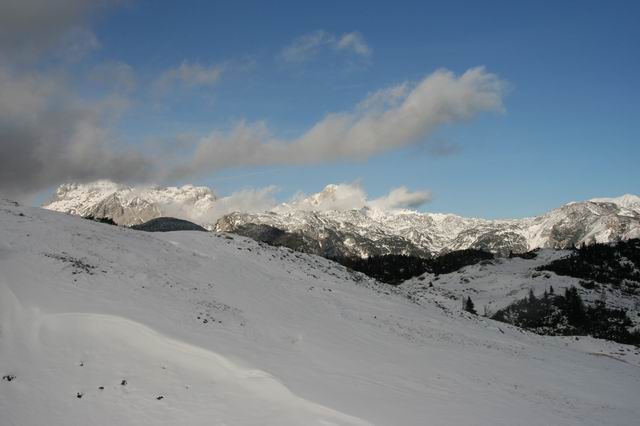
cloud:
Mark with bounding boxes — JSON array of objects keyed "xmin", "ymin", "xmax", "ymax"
[
  {"xmin": 169, "ymin": 67, "xmax": 505, "ymax": 180},
  {"xmin": 368, "ymin": 187, "xmax": 432, "ymax": 210},
  {"xmin": 279, "ymin": 30, "xmax": 371, "ymax": 64},
  {"xmin": 90, "ymin": 61, "xmax": 136, "ymax": 93},
  {"xmin": 152, "ymin": 61, "xmax": 224, "ymax": 96},
  {"xmin": 0, "ymin": 0, "xmax": 111, "ymax": 61},
  {"xmin": 0, "ymin": 67, "xmax": 152, "ymax": 200},
  {"xmin": 277, "ymin": 182, "xmax": 431, "ymax": 213},
  {"xmin": 200, "ymin": 186, "xmax": 280, "ymax": 223},
  {"xmin": 336, "ymin": 32, "xmax": 371, "ymax": 57},
  {"xmin": 57, "ymin": 26, "xmax": 100, "ymax": 61}
]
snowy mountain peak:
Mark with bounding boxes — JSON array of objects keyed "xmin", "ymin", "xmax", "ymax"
[
  {"xmin": 590, "ymin": 194, "xmax": 640, "ymax": 211},
  {"xmin": 45, "ymin": 181, "xmax": 218, "ymax": 227},
  {"xmin": 44, "ymin": 181, "xmax": 640, "ymax": 258}
]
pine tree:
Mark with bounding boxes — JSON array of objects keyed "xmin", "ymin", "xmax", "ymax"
[{"xmin": 464, "ymin": 296, "xmax": 477, "ymax": 315}]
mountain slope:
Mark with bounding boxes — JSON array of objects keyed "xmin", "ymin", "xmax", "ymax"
[
  {"xmin": 216, "ymin": 195, "xmax": 640, "ymax": 257},
  {"xmin": 401, "ymin": 247, "xmax": 640, "ymax": 330},
  {"xmin": 2, "ymin": 199, "xmax": 640, "ymax": 425}
]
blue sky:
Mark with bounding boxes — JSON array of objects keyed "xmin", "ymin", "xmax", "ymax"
[{"xmin": 2, "ymin": 0, "xmax": 639, "ymax": 218}]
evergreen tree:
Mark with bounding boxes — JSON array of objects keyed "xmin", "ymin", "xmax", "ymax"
[{"xmin": 464, "ymin": 296, "xmax": 477, "ymax": 315}]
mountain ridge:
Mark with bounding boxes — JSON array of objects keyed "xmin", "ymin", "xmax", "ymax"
[{"xmin": 44, "ymin": 181, "xmax": 640, "ymax": 258}]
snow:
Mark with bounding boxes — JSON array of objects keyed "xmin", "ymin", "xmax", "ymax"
[
  {"xmin": 590, "ymin": 194, "xmax": 640, "ymax": 212},
  {"xmin": 2, "ymin": 199, "xmax": 640, "ymax": 425},
  {"xmin": 0, "ymin": 287, "xmax": 365, "ymax": 426}
]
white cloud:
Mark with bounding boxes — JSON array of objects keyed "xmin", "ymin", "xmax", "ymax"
[
  {"xmin": 282, "ymin": 182, "xmax": 369, "ymax": 212},
  {"xmin": 152, "ymin": 61, "xmax": 224, "ymax": 95},
  {"xmin": 279, "ymin": 30, "xmax": 371, "ymax": 64},
  {"xmin": 368, "ymin": 187, "xmax": 432, "ymax": 211},
  {"xmin": 357, "ymin": 83, "xmax": 409, "ymax": 111},
  {"xmin": 280, "ymin": 30, "xmax": 332, "ymax": 63},
  {"xmin": 155, "ymin": 185, "xmax": 280, "ymax": 225},
  {"xmin": 274, "ymin": 182, "xmax": 430, "ymax": 213},
  {"xmin": 169, "ymin": 67, "xmax": 506, "ymax": 180},
  {"xmin": 206, "ymin": 186, "xmax": 280, "ymax": 220},
  {"xmin": 336, "ymin": 32, "xmax": 371, "ymax": 57}
]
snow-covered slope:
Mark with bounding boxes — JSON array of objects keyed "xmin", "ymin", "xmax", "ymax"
[
  {"xmin": 2, "ymin": 199, "xmax": 640, "ymax": 425},
  {"xmin": 401, "ymin": 249, "xmax": 640, "ymax": 328}
]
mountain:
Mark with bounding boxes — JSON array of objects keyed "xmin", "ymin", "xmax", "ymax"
[
  {"xmin": 44, "ymin": 181, "xmax": 218, "ymax": 228},
  {"xmin": 44, "ymin": 182, "xmax": 640, "ymax": 258},
  {"xmin": 2, "ymin": 199, "xmax": 640, "ymax": 425},
  {"xmin": 216, "ymin": 194, "xmax": 640, "ymax": 257}
]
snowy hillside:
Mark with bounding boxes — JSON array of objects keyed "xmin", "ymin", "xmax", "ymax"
[
  {"xmin": 401, "ymin": 250, "xmax": 640, "ymax": 329},
  {"xmin": 2, "ymin": 199, "xmax": 640, "ymax": 425}
]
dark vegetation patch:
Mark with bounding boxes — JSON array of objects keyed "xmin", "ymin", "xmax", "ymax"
[
  {"xmin": 491, "ymin": 286, "xmax": 640, "ymax": 346},
  {"xmin": 331, "ymin": 249, "xmax": 494, "ymax": 285},
  {"xmin": 83, "ymin": 215, "xmax": 117, "ymax": 225},
  {"xmin": 508, "ymin": 249, "xmax": 538, "ymax": 259},
  {"xmin": 333, "ymin": 255, "xmax": 432, "ymax": 285},
  {"xmin": 538, "ymin": 239, "xmax": 640, "ymax": 294},
  {"xmin": 131, "ymin": 217, "xmax": 207, "ymax": 232},
  {"xmin": 430, "ymin": 249, "xmax": 494, "ymax": 275},
  {"xmin": 44, "ymin": 253, "xmax": 97, "ymax": 275}
]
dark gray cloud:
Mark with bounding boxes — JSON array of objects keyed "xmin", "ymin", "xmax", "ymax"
[
  {"xmin": 0, "ymin": 0, "xmax": 111, "ymax": 61},
  {"xmin": 0, "ymin": 68, "xmax": 151, "ymax": 200},
  {"xmin": 0, "ymin": 0, "xmax": 149, "ymax": 200}
]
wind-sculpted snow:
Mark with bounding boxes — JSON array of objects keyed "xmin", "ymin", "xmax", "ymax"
[
  {"xmin": 5, "ymin": 199, "xmax": 640, "ymax": 425},
  {"xmin": 0, "ymin": 286, "xmax": 369, "ymax": 426}
]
